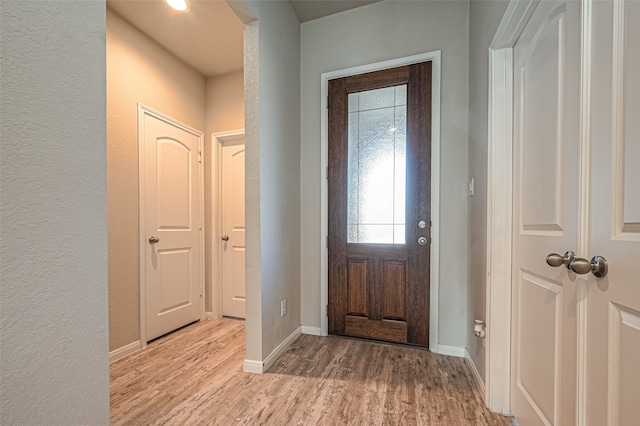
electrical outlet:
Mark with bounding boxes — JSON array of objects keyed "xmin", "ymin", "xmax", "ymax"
[{"xmin": 280, "ymin": 299, "xmax": 287, "ymax": 317}]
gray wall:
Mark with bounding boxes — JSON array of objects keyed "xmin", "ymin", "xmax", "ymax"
[
  {"xmin": 0, "ymin": 1, "xmax": 110, "ymax": 423},
  {"xmin": 239, "ymin": 0, "xmax": 301, "ymax": 362},
  {"xmin": 466, "ymin": 0, "xmax": 509, "ymax": 382},
  {"xmin": 300, "ymin": 0, "xmax": 471, "ymax": 348}
]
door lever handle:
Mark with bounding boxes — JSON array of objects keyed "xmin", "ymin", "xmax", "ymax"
[
  {"xmin": 569, "ymin": 256, "xmax": 608, "ymax": 278},
  {"xmin": 221, "ymin": 235, "xmax": 229, "ymax": 241},
  {"xmin": 546, "ymin": 251, "xmax": 575, "ymax": 269}
]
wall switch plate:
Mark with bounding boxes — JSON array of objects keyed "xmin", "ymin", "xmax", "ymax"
[{"xmin": 281, "ymin": 299, "xmax": 287, "ymax": 317}]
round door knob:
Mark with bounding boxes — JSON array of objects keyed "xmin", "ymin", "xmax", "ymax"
[
  {"xmin": 569, "ymin": 255, "xmax": 608, "ymax": 278},
  {"xmin": 546, "ymin": 251, "xmax": 575, "ymax": 269},
  {"xmin": 148, "ymin": 236, "xmax": 159, "ymax": 244},
  {"xmin": 221, "ymin": 235, "xmax": 229, "ymax": 241},
  {"xmin": 418, "ymin": 236, "xmax": 428, "ymax": 246}
]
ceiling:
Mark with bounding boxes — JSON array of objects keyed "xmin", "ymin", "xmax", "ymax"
[
  {"xmin": 106, "ymin": 0, "xmax": 381, "ymax": 78},
  {"xmin": 290, "ymin": 0, "xmax": 381, "ymax": 22}
]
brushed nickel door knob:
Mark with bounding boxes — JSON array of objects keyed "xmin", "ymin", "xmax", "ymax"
[
  {"xmin": 148, "ymin": 236, "xmax": 160, "ymax": 244},
  {"xmin": 569, "ymin": 255, "xmax": 608, "ymax": 278},
  {"xmin": 546, "ymin": 251, "xmax": 575, "ymax": 269}
]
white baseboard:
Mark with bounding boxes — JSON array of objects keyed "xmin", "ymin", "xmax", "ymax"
[
  {"xmin": 242, "ymin": 359, "xmax": 264, "ymax": 374},
  {"xmin": 243, "ymin": 326, "xmax": 302, "ymax": 374},
  {"xmin": 109, "ymin": 340, "xmax": 141, "ymax": 363},
  {"xmin": 301, "ymin": 326, "xmax": 323, "ymax": 336},
  {"xmin": 205, "ymin": 312, "xmax": 214, "ymax": 320},
  {"xmin": 435, "ymin": 344, "xmax": 466, "ymax": 358},
  {"xmin": 465, "ymin": 349, "xmax": 486, "ymax": 397}
]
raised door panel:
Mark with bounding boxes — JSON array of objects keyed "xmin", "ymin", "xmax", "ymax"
[
  {"xmin": 613, "ymin": 0, "xmax": 640, "ymax": 238},
  {"xmin": 608, "ymin": 305, "xmax": 640, "ymax": 425},
  {"xmin": 157, "ymin": 248, "xmax": 192, "ymax": 314},
  {"xmin": 516, "ymin": 272, "xmax": 563, "ymax": 425},
  {"xmin": 347, "ymin": 258, "xmax": 367, "ymax": 316},
  {"xmin": 382, "ymin": 261, "xmax": 406, "ymax": 321},
  {"xmin": 157, "ymin": 139, "xmax": 192, "ymax": 229},
  {"xmin": 519, "ymin": 10, "xmax": 565, "ymax": 234}
]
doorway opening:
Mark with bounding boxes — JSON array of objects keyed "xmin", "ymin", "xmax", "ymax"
[
  {"xmin": 211, "ymin": 130, "xmax": 246, "ymax": 320},
  {"xmin": 320, "ymin": 51, "xmax": 441, "ymax": 351},
  {"xmin": 327, "ymin": 63, "xmax": 432, "ymax": 346},
  {"xmin": 105, "ymin": 0, "xmax": 245, "ymax": 360}
]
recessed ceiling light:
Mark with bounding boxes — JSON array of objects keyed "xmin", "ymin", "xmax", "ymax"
[{"xmin": 165, "ymin": 0, "xmax": 189, "ymax": 12}]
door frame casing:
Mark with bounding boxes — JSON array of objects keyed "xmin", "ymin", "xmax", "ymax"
[
  {"xmin": 210, "ymin": 129, "xmax": 245, "ymax": 319},
  {"xmin": 485, "ymin": 0, "xmax": 541, "ymax": 414},
  {"xmin": 320, "ymin": 51, "xmax": 441, "ymax": 351},
  {"xmin": 486, "ymin": 0, "xmax": 592, "ymax": 420},
  {"xmin": 138, "ymin": 103, "xmax": 205, "ymax": 348}
]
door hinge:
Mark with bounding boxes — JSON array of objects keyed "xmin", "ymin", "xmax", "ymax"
[
  {"xmin": 326, "ymin": 166, "xmax": 329, "ymax": 180},
  {"xmin": 326, "ymin": 235, "xmax": 328, "ymax": 248},
  {"xmin": 326, "ymin": 96, "xmax": 329, "ymax": 109},
  {"xmin": 326, "ymin": 304, "xmax": 329, "ymax": 317},
  {"xmin": 198, "ymin": 151, "xmax": 202, "ymax": 163}
]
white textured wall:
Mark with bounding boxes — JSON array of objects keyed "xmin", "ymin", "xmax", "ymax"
[
  {"xmin": 0, "ymin": 1, "xmax": 109, "ymax": 423},
  {"xmin": 300, "ymin": 0, "xmax": 470, "ymax": 348},
  {"xmin": 467, "ymin": 0, "xmax": 509, "ymax": 383},
  {"xmin": 237, "ymin": 0, "xmax": 301, "ymax": 362},
  {"xmin": 107, "ymin": 9, "xmax": 205, "ymax": 351},
  {"xmin": 243, "ymin": 17, "xmax": 263, "ymax": 363}
]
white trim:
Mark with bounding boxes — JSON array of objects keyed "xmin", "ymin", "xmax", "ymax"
[
  {"xmin": 301, "ymin": 326, "xmax": 323, "ymax": 336},
  {"xmin": 465, "ymin": 349, "xmax": 486, "ymax": 398},
  {"xmin": 205, "ymin": 312, "xmax": 215, "ymax": 320},
  {"xmin": 242, "ymin": 360, "xmax": 264, "ymax": 374},
  {"xmin": 435, "ymin": 345, "xmax": 466, "ymax": 358},
  {"xmin": 138, "ymin": 103, "xmax": 205, "ymax": 347},
  {"xmin": 211, "ymin": 129, "xmax": 245, "ymax": 320},
  {"xmin": 485, "ymin": 47, "xmax": 514, "ymax": 415},
  {"xmin": 319, "ymin": 51, "xmax": 442, "ymax": 349},
  {"xmin": 486, "ymin": 0, "xmax": 539, "ymax": 415},
  {"xmin": 243, "ymin": 327, "xmax": 302, "ymax": 374},
  {"xmin": 262, "ymin": 326, "xmax": 301, "ymax": 371},
  {"xmin": 109, "ymin": 340, "xmax": 142, "ymax": 363},
  {"xmin": 491, "ymin": 0, "xmax": 540, "ymax": 49}
]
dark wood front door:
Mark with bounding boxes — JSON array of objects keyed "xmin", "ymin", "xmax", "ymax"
[{"xmin": 328, "ymin": 62, "xmax": 432, "ymax": 346}]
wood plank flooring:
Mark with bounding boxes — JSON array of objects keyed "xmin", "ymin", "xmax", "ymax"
[{"xmin": 110, "ymin": 319, "xmax": 513, "ymax": 425}]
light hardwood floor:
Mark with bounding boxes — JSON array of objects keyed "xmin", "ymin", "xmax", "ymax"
[{"xmin": 110, "ymin": 319, "xmax": 513, "ymax": 425}]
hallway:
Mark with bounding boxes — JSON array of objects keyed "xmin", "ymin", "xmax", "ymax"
[{"xmin": 110, "ymin": 319, "xmax": 513, "ymax": 425}]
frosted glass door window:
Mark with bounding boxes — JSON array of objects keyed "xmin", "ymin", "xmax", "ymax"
[{"xmin": 347, "ymin": 85, "xmax": 407, "ymax": 244}]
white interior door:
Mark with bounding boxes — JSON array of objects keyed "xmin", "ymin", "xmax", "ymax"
[
  {"xmin": 141, "ymin": 107, "xmax": 203, "ymax": 342},
  {"xmin": 511, "ymin": 1, "xmax": 581, "ymax": 424},
  {"xmin": 586, "ymin": 1, "xmax": 640, "ymax": 424},
  {"xmin": 221, "ymin": 139, "xmax": 246, "ymax": 318}
]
